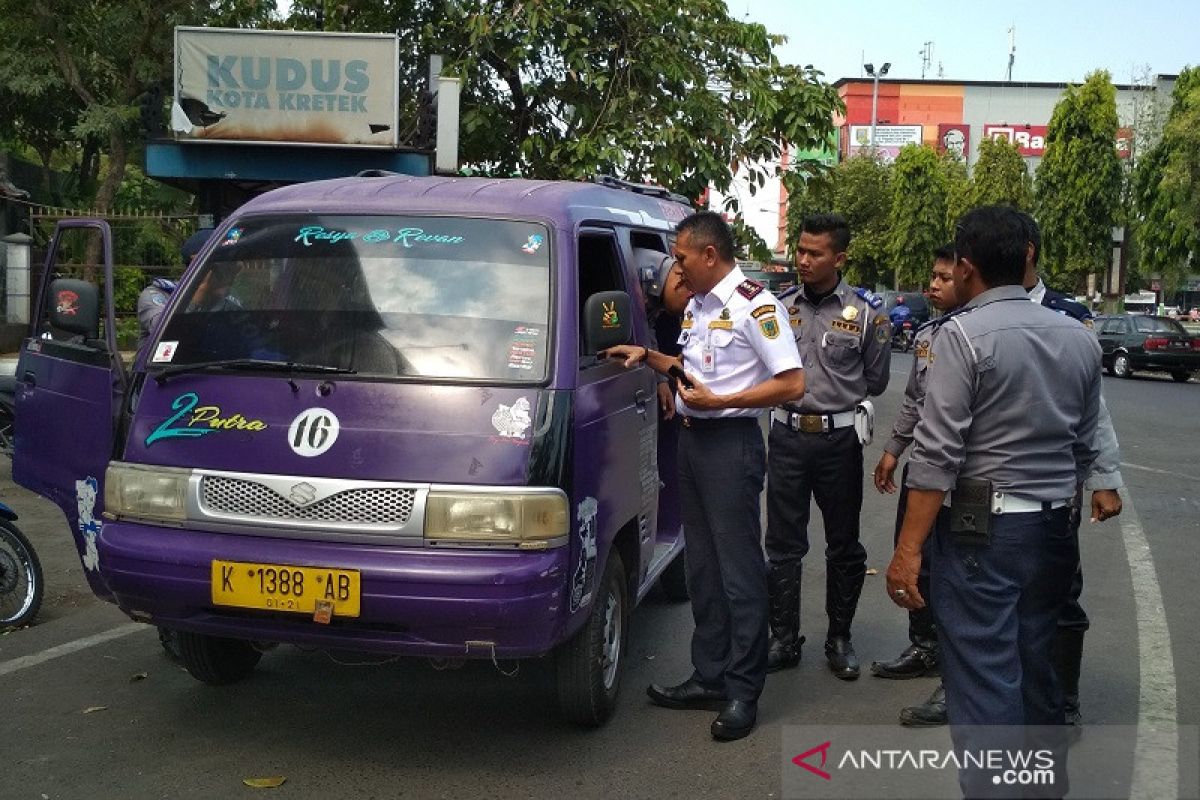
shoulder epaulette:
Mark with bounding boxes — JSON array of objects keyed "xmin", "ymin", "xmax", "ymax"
[
  {"xmin": 921, "ymin": 306, "xmax": 972, "ymax": 331},
  {"xmin": 776, "ymin": 285, "xmax": 799, "ymax": 302},
  {"xmin": 736, "ymin": 279, "xmax": 764, "ymax": 300},
  {"xmin": 1043, "ymin": 294, "xmax": 1093, "ymax": 323},
  {"xmin": 151, "ymin": 278, "xmax": 177, "ymax": 292},
  {"xmin": 854, "ymin": 287, "xmax": 883, "ymax": 309}
]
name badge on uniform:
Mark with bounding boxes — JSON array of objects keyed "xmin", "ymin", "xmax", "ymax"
[
  {"xmin": 702, "ymin": 345, "xmax": 715, "ymax": 373},
  {"xmin": 708, "ymin": 319, "xmax": 734, "ymax": 330},
  {"xmin": 831, "ymin": 319, "xmax": 861, "ymax": 334}
]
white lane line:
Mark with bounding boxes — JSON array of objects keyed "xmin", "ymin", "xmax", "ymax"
[
  {"xmin": 1121, "ymin": 462, "xmax": 1200, "ymax": 483},
  {"xmin": 1120, "ymin": 489, "xmax": 1179, "ymax": 800},
  {"xmin": 0, "ymin": 623, "xmax": 146, "ymax": 678}
]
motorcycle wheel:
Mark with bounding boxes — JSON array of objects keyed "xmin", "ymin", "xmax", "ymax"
[
  {"xmin": 0, "ymin": 403, "xmax": 13, "ymax": 458},
  {"xmin": 0, "ymin": 519, "xmax": 43, "ymax": 629}
]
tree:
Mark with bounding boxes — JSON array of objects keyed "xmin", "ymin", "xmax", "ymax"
[
  {"xmin": 969, "ymin": 136, "xmax": 1032, "ymax": 210},
  {"xmin": 940, "ymin": 152, "xmax": 970, "ymax": 238},
  {"xmin": 1132, "ymin": 67, "xmax": 1200, "ymax": 294},
  {"xmin": 888, "ymin": 145, "xmax": 949, "ymax": 290},
  {"xmin": 828, "ymin": 156, "xmax": 892, "ymax": 288},
  {"xmin": 440, "ymin": 1, "xmax": 843, "ymax": 204},
  {"xmin": 1034, "ymin": 70, "xmax": 1123, "ymax": 290}
]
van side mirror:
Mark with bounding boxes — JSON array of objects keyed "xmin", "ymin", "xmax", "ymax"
[
  {"xmin": 583, "ymin": 290, "xmax": 633, "ymax": 354},
  {"xmin": 48, "ymin": 278, "xmax": 100, "ymax": 340}
]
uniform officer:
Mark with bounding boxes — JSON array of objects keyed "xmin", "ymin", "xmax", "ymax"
[
  {"xmin": 870, "ymin": 244, "xmax": 961, "ymax": 681},
  {"xmin": 896, "ymin": 215, "xmax": 1124, "ymax": 728},
  {"xmin": 137, "ymin": 227, "xmax": 212, "ymax": 350},
  {"xmin": 604, "ymin": 211, "xmax": 804, "ymax": 741},
  {"xmin": 886, "ymin": 206, "xmax": 1102, "ymax": 796},
  {"xmin": 765, "ymin": 213, "xmax": 891, "ymax": 679}
]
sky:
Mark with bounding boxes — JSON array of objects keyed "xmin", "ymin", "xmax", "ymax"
[{"xmin": 735, "ymin": 0, "xmax": 1195, "ymax": 85}]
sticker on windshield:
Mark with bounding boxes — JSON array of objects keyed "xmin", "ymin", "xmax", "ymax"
[
  {"xmin": 521, "ymin": 234, "xmax": 544, "ymax": 254},
  {"xmin": 570, "ymin": 497, "xmax": 599, "ymax": 612},
  {"xmin": 152, "ymin": 341, "xmax": 179, "ymax": 363},
  {"xmin": 288, "ymin": 408, "xmax": 341, "ymax": 457},
  {"xmin": 491, "ymin": 397, "xmax": 532, "ymax": 441},
  {"xmin": 221, "ymin": 227, "xmax": 243, "ymax": 246},
  {"xmin": 507, "ymin": 342, "xmax": 536, "ymax": 371}
]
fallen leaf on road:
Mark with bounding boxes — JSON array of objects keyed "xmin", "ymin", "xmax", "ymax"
[
  {"xmin": 82, "ymin": 706, "xmax": 108, "ymax": 714},
  {"xmin": 130, "ymin": 672, "xmax": 149, "ymax": 682},
  {"xmin": 865, "ymin": 568, "xmax": 878, "ymax": 576},
  {"xmin": 243, "ymin": 777, "xmax": 287, "ymax": 789}
]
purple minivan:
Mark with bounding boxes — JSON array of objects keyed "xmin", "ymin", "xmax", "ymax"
[{"xmin": 14, "ymin": 175, "xmax": 692, "ymax": 725}]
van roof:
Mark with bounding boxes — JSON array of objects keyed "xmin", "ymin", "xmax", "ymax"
[{"xmin": 234, "ymin": 175, "xmax": 693, "ymax": 232}]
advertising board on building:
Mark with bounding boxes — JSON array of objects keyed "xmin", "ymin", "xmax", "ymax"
[
  {"xmin": 936, "ymin": 123, "xmax": 970, "ymax": 161},
  {"xmin": 984, "ymin": 124, "xmax": 1135, "ymax": 159},
  {"xmin": 847, "ymin": 125, "xmax": 923, "ymax": 161},
  {"xmin": 173, "ymin": 27, "xmax": 400, "ymax": 148}
]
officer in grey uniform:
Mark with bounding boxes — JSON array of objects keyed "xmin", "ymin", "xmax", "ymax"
[
  {"xmin": 765, "ymin": 213, "xmax": 891, "ymax": 679},
  {"xmin": 137, "ymin": 227, "xmax": 213, "ymax": 350},
  {"xmin": 886, "ymin": 206, "xmax": 1102, "ymax": 796},
  {"xmin": 604, "ymin": 211, "xmax": 804, "ymax": 742}
]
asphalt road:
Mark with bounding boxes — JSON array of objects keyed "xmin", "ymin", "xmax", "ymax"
[{"xmin": 1, "ymin": 358, "xmax": 1197, "ymax": 799}]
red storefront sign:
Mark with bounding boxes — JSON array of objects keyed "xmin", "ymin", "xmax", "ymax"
[{"xmin": 983, "ymin": 125, "xmax": 1048, "ymax": 156}]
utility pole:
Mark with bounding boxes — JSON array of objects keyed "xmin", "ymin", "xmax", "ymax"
[
  {"xmin": 919, "ymin": 42, "xmax": 933, "ymax": 80},
  {"xmin": 864, "ymin": 61, "xmax": 891, "ymax": 159},
  {"xmin": 1006, "ymin": 25, "xmax": 1016, "ymax": 82}
]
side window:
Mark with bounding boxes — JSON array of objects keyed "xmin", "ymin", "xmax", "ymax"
[
  {"xmin": 1119, "ymin": 318, "xmax": 1132, "ymax": 335},
  {"xmin": 578, "ymin": 231, "xmax": 627, "ymax": 358}
]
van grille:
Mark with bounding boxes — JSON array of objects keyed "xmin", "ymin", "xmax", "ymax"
[{"xmin": 200, "ymin": 475, "xmax": 416, "ymax": 526}]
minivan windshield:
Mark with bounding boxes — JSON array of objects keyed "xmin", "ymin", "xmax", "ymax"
[{"xmin": 154, "ymin": 215, "xmax": 553, "ymax": 381}]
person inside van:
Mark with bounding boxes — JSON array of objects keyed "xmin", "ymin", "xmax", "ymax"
[{"xmin": 640, "ymin": 250, "xmax": 693, "ymax": 418}]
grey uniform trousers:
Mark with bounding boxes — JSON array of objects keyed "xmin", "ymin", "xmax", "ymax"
[{"xmin": 678, "ymin": 417, "xmax": 769, "ymax": 702}]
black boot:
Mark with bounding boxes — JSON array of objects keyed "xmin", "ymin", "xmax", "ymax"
[
  {"xmin": 899, "ymin": 682, "xmax": 947, "ymax": 727},
  {"xmin": 870, "ymin": 643, "xmax": 938, "ymax": 679},
  {"xmin": 825, "ymin": 566, "xmax": 864, "ymax": 679},
  {"xmin": 1052, "ymin": 628, "xmax": 1085, "ymax": 729},
  {"xmin": 767, "ymin": 563, "xmax": 804, "ymax": 673}
]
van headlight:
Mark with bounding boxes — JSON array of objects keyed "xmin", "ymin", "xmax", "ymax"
[
  {"xmin": 104, "ymin": 462, "xmax": 190, "ymax": 523},
  {"xmin": 424, "ymin": 490, "xmax": 569, "ymax": 549}
]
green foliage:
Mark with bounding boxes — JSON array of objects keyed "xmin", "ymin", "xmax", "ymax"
[
  {"xmin": 781, "ymin": 156, "xmax": 835, "ymax": 251},
  {"xmin": 888, "ymin": 145, "xmax": 949, "ymax": 290},
  {"xmin": 1034, "ymin": 70, "xmax": 1124, "ymax": 290},
  {"xmin": 828, "ymin": 156, "xmax": 892, "ymax": 288},
  {"xmin": 1132, "ymin": 67, "xmax": 1200, "ymax": 292},
  {"xmin": 940, "ymin": 154, "xmax": 970, "ymax": 240},
  {"xmin": 969, "ymin": 136, "xmax": 1032, "ymax": 211}
]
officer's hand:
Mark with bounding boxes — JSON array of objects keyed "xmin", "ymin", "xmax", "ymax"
[
  {"xmin": 677, "ymin": 374, "xmax": 723, "ymax": 410},
  {"xmin": 656, "ymin": 382, "xmax": 676, "ymax": 420},
  {"xmin": 874, "ymin": 452, "xmax": 899, "ymax": 494},
  {"xmin": 598, "ymin": 345, "xmax": 645, "ymax": 368},
  {"xmin": 885, "ymin": 545, "xmax": 925, "ymax": 610},
  {"xmin": 1090, "ymin": 489, "xmax": 1122, "ymax": 522}
]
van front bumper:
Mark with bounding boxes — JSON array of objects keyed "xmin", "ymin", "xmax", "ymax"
[{"xmin": 97, "ymin": 521, "xmax": 569, "ymax": 658}]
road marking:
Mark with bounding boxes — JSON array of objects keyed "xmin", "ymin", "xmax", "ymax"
[
  {"xmin": 1121, "ymin": 461, "xmax": 1200, "ymax": 483},
  {"xmin": 0, "ymin": 623, "xmax": 146, "ymax": 678},
  {"xmin": 1119, "ymin": 489, "xmax": 1179, "ymax": 800}
]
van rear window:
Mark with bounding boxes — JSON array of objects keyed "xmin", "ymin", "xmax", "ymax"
[{"xmin": 156, "ymin": 215, "xmax": 552, "ymax": 381}]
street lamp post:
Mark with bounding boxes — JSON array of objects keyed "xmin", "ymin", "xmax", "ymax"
[{"xmin": 863, "ymin": 61, "xmax": 890, "ymax": 157}]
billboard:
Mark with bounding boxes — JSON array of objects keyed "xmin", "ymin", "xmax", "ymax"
[
  {"xmin": 847, "ymin": 125, "xmax": 923, "ymax": 161},
  {"xmin": 173, "ymin": 27, "xmax": 400, "ymax": 147},
  {"xmin": 936, "ymin": 123, "xmax": 970, "ymax": 162},
  {"xmin": 983, "ymin": 124, "xmax": 1048, "ymax": 156}
]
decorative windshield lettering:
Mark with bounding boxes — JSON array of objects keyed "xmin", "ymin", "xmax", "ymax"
[{"xmin": 293, "ymin": 225, "xmax": 465, "ymax": 248}]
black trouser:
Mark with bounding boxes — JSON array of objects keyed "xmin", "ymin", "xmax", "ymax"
[
  {"xmin": 1058, "ymin": 491, "xmax": 1090, "ymax": 632},
  {"xmin": 893, "ymin": 463, "xmax": 937, "ymax": 651},
  {"xmin": 678, "ymin": 418, "xmax": 769, "ymax": 702},
  {"xmin": 765, "ymin": 423, "xmax": 867, "ymax": 640}
]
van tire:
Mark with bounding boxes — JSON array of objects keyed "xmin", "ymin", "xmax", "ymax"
[
  {"xmin": 556, "ymin": 552, "xmax": 628, "ymax": 727},
  {"xmin": 175, "ymin": 631, "xmax": 263, "ymax": 685},
  {"xmin": 659, "ymin": 550, "xmax": 689, "ymax": 602}
]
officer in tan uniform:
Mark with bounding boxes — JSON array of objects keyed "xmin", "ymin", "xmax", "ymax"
[{"xmin": 766, "ymin": 213, "xmax": 891, "ymax": 679}]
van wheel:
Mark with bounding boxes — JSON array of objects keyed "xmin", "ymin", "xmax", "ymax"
[
  {"xmin": 659, "ymin": 550, "xmax": 689, "ymax": 602},
  {"xmin": 1112, "ymin": 353, "xmax": 1132, "ymax": 378},
  {"xmin": 556, "ymin": 552, "xmax": 628, "ymax": 727},
  {"xmin": 1171, "ymin": 370, "xmax": 1193, "ymax": 383},
  {"xmin": 175, "ymin": 631, "xmax": 262, "ymax": 685}
]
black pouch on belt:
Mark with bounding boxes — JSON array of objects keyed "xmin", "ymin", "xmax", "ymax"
[{"xmin": 949, "ymin": 477, "xmax": 992, "ymax": 545}]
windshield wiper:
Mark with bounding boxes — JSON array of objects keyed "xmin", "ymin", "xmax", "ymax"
[{"xmin": 152, "ymin": 358, "xmax": 357, "ymax": 384}]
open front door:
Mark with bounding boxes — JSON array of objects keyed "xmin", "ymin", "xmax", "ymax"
[{"xmin": 12, "ymin": 220, "xmax": 126, "ymax": 582}]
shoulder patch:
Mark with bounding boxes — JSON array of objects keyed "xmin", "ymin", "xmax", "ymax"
[
  {"xmin": 736, "ymin": 279, "xmax": 764, "ymax": 300},
  {"xmin": 854, "ymin": 287, "xmax": 883, "ymax": 309},
  {"xmin": 759, "ymin": 316, "xmax": 781, "ymax": 339},
  {"xmin": 751, "ymin": 304, "xmax": 776, "ymax": 319},
  {"xmin": 777, "ymin": 285, "xmax": 799, "ymax": 302},
  {"xmin": 1044, "ymin": 296, "xmax": 1093, "ymax": 324}
]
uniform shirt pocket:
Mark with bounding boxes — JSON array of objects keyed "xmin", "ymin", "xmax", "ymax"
[
  {"xmin": 708, "ymin": 329, "xmax": 736, "ymax": 349},
  {"xmin": 821, "ymin": 331, "xmax": 861, "ymax": 368}
]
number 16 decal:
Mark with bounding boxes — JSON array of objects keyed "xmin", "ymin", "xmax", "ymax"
[{"xmin": 287, "ymin": 408, "xmax": 341, "ymax": 457}]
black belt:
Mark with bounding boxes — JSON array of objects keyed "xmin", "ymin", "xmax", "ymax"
[{"xmin": 680, "ymin": 416, "xmax": 758, "ymax": 430}]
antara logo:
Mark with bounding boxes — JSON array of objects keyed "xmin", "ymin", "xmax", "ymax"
[{"xmin": 793, "ymin": 741, "xmax": 833, "ymax": 781}]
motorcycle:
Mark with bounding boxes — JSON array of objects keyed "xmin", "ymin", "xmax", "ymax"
[
  {"xmin": 0, "ymin": 373, "xmax": 14, "ymax": 457},
  {"xmin": 0, "ymin": 501, "xmax": 42, "ymax": 629},
  {"xmin": 892, "ymin": 319, "xmax": 916, "ymax": 352}
]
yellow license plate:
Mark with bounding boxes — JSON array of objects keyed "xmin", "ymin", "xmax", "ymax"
[{"xmin": 211, "ymin": 560, "xmax": 361, "ymax": 618}]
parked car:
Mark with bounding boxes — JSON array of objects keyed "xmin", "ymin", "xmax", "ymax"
[
  {"xmin": 1094, "ymin": 314, "xmax": 1200, "ymax": 382},
  {"xmin": 878, "ymin": 290, "xmax": 931, "ymax": 328}
]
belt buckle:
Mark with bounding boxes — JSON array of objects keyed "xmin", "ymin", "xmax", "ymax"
[
  {"xmin": 798, "ymin": 414, "xmax": 825, "ymax": 434},
  {"xmin": 682, "ymin": 416, "xmax": 693, "ymax": 429}
]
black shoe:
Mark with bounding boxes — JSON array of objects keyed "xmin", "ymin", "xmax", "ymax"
[
  {"xmin": 767, "ymin": 634, "xmax": 805, "ymax": 673},
  {"xmin": 711, "ymin": 700, "xmax": 757, "ymax": 741},
  {"xmin": 870, "ymin": 644, "xmax": 938, "ymax": 679},
  {"xmin": 899, "ymin": 683, "xmax": 947, "ymax": 727},
  {"xmin": 647, "ymin": 679, "xmax": 728, "ymax": 711},
  {"xmin": 825, "ymin": 636, "xmax": 860, "ymax": 680}
]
